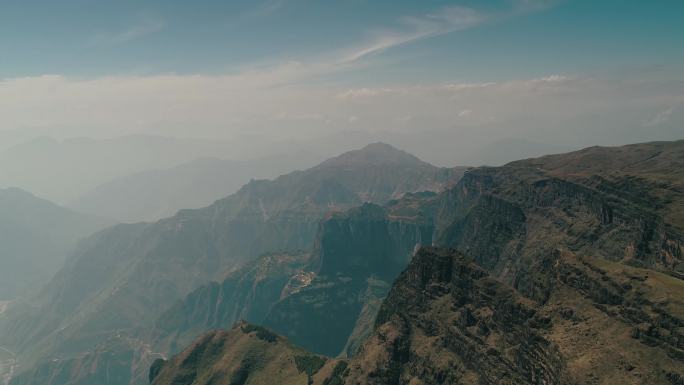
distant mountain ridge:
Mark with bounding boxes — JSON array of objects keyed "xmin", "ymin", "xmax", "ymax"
[
  {"xmin": 0, "ymin": 187, "xmax": 109, "ymax": 300},
  {"xmin": 0, "ymin": 143, "xmax": 464, "ymax": 385},
  {"xmin": 69, "ymin": 152, "xmax": 323, "ymax": 223},
  {"xmin": 0, "ymin": 135, "xmax": 247, "ymax": 204},
  {"xmin": 315, "ymin": 142, "xmax": 430, "ymax": 167}
]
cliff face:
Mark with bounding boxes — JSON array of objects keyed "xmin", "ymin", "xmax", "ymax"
[
  {"xmin": 333, "ymin": 142, "xmax": 684, "ymax": 384},
  {"xmin": 340, "ymin": 247, "xmax": 569, "ymax": 385},
  {"xmin": 152, "ymin": 252, "xmax": 312, "ymax": 355},
  {"xmin": 156, "ymin": 195, "xmax": 438, "ymax": 361},
  {"xmin": 436, "ymin": 164, "xmax": 683, "ymax": 291},
  {"xmin": 262, "ymin": 199, "xmax": 436, "ymax": 357},
  {"xmin": 152, "ymin": 141, "xmax": 684, "ymax": 385},
  {"xmin": 331, "ymin": 247, "xmax": 684, "ymax": 385},
  {"xmin": 152, "ymin": 246, "xmax": 684, "ymax": 385}
]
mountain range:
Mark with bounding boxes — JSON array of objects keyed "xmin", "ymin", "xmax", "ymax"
[
  {"xmin": 0, "ymin": 188, "xmax": 109, "ymax": 300},
  {"xmin": 68, "ymin": 153, "xmax": 323, "ymax": 223},
  {"xmin": 148, "ymin": 139, "xmax": 684, "ymax": 385},
  {"xmin": 0, "ymin": 135, "xmax": 259, "ymax": 205},
  {"xmin": 0, "ymin": 142, "xmax": 464, "ymax": 385},
  {"xmin": 1, "ymin": 140, "xmax": 682, "ymax": 385}
]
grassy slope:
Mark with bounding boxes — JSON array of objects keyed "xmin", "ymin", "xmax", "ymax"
[{"xmin": 150, "ymin": 322, "xmax": 326, "ymax": 385}]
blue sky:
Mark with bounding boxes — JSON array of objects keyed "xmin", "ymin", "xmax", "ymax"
[
  {"xmin": 0, "ymin": 0, "xmax": 682, "ymax": 158},
  {"xmin": 2, "ymin": 0, "xmax": 682, "ymax": 80}
]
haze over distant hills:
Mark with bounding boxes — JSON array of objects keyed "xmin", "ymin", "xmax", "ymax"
[
  {"xmin": 0, "ymin": 135, "xmax": 254, "ymax": 204},
  {"xmin": 2, "ymin": 1, "xmax": 682, "ymax": 384},
  {"xmin": 0, "ymin": 131, "xmax": 577, "ymax": 210},
  {"xmin": 0, "ymin": 143, "xmax": 464, "ymax": 385},
  {"xmin": 0, "ymin": 188, "xmax": 109, "ymax": 300},
  {"xmin": 69, "ymin": 153, "xmax": 323, "ymax": 223}
]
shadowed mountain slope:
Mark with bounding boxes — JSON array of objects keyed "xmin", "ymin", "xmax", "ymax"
[
  {"xmin": 0, "ymin": 188, "xmax": 109, "ymax": 300},
  {"xmin": 0, "ymin": 143, "xmax": 462, "ymax": 385},
  {"xmin": 151, "ymin": 192, "xmax": 440, "ymax": 360}
]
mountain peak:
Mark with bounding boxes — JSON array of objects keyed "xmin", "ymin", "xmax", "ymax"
[{"xmin": 317, "ymin": 142, "xmax": 430, "ymax": 168}]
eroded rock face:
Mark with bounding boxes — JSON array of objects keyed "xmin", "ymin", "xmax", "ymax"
[
  {"xmin": 148, "ymin": 195, "xmax": 439, "ymax": 361},
  {"xmin": 316, "ymin": 247, "xmax": 684, "ymax": 385},
  {"xmin": 342, "ymin": 247, "xmax": 569, "ymax": 385},
  {"xmin": 151, "ymin": 252, "xmax": 312, "ymax": 355},
  {"xmin": 152, "ymin": 246, "xmax": 684, "ymax": 385},
  {"xmin": 436, "ymin": 167, "xmax": 683, "ymax": 277},
  {"xmin": 153, "ymin": 141, "xmax": 684, "ymax": 385},
  {"xmin": 262, "ymin": 201, "xmax": 436, "ymax": 357}
]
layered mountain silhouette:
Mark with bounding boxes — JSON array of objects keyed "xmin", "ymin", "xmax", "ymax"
[
  {"xmin": 0, "ymin": 135, "xmax": 246, "ymax": 204},
  {"xmin": 0, "ymin": 143, "xmax": 463, "ymax": 385},
  {"xmin": 69, "ymin": 153, "xmax": 322, "ymax": 223},
  {"xmin": 149, "ymin": 140, "xmax": 684, "ymax": 385},
  {"xmin": 0, "ymin": 188, "xmax": 109, "ymax": 300},
  {"xmin": 2, "ymin": 140, "xmax": 683, "ymax": 385}
]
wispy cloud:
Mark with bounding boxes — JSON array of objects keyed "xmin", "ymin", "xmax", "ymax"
[
  {"xmin": 339, "ymin": 0, "xmax": 554, "ymax": 64},
  {"xmin": 90, "ymin": 16, "xmax": 165, "ymax": 46},
  {"xmin": 233, "ymin": 3, "xmax": 522, "ymax": 87},
  {"xmin": 644, "ymin": 107, "xmax": 674, "ymax": 127},
  {"xmin": 2, "ymin": 72, "xmax": 678, "ymax": 140},
  {"xmin": 341, "ymin": 6, "xmax": 487, "ymax": 63}
]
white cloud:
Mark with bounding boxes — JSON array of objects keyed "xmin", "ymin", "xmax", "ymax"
[
  {"xmin": 339, "ymin": 0, "xmax": 555, "ymax": 64},
  {"xmin": 0, "ymin": 3, "xmax": 680, "ymax": 151},
  {"xmin": 341, "ymin": 6, "xmax": 488, "ymax": 63},
  {"xmin": 1, "ymin": 73, "xmax": 680, "ymax": 149},
  {"xmin": 644, "ymin": 107, "xmax": 674, "ymax": 127}
]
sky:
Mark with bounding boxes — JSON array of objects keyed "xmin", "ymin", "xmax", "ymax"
[{"xmin": 0, "ymin": 0, "xmax": 683, "ymax": 164}]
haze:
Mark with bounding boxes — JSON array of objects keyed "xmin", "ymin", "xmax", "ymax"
[
  {"xmin": 0, "ymin": 2, "xmax": 683, "ymax": 385},
  {"xmin": 2, "ymin": 1, "xmax": 682, "ymax": 167}
]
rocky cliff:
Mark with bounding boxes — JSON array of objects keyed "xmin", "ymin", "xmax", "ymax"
[
  {"xmin": 151, "ymin": 140, "xmax": 684, "ymax": 385},
  {"xmin": 149, "ymin": 193, "xmax": 439, "ymax": 361},
  {"xmin": 153, "ymin": 246, "xmax": 683, "ymax": 384}
]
